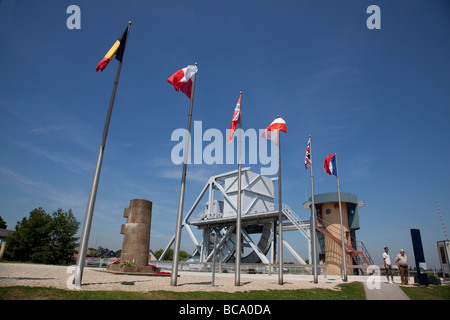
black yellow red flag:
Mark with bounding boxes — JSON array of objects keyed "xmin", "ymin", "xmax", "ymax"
[{"xmin": 95, "ymin": 27, "xmax": 129, "ymax": 72}]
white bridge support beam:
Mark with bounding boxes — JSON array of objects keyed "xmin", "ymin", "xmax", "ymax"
[
  {"xmin": 241, "ymin": 229, "xmax": 270, "ymax": 264},
  {"xmin": 283, "ymin": 239, "xmax": 307, "ymax": 265},
  {"xmin": 160, "ymin": 169, "xmax": 311, "ymax": 267}
]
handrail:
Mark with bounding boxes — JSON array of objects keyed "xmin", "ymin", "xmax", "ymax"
[
  {"xmin": 357, "ymin": 240, "xmax": 374, "ymax": 265},
  {"xmin": 281, "ymin": 203, "xmax": 310, "ymax": 240},
  {"xmin": 314, "ymin": 216, "xmax": 373, "ymax": 265}
]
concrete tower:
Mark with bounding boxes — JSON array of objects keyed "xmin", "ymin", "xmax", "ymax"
[
  {"xmin": 303, "ymin": 192, "xmax": 371, "ymax": 275},
  {"xmin": 120, "ymin": 199, "xmax": 152, "ymax": 266}
]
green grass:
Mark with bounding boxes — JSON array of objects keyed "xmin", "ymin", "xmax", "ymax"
[
  {"xmin": 0, "ymin": 282, "xmax": 365, "ymax": 300},
  {"xmin": 400, "ymin": 285, "xmax": 450, "ymax": 300}
]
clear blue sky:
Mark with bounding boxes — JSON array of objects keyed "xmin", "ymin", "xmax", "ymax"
[{"xmin": 1, "ymin": 0, "xmax": 449, "ymax": 268}]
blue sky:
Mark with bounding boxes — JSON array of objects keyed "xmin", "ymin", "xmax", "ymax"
[{"xmin": 1, "ymin": 0, "xmax": 449, "ymax": 268}]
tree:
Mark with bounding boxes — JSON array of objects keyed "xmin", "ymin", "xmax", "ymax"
[
  {"xmin": 4, "ymin": 207, "xmax": 80, "ymax": 265},
  {"xmin": 5, "ymin": 208, "xmax": 52, "ymax": 262},
  {"xmin": 46, "ymin": 208, "xmax": 80, "ymax": 264},
  {"xmin": 154, "ymin": 248, "xmax": 190, "ymax": 261},
  {"xmin": 0, "ymin": 216, "xmax": 7, "ymax": 229}
]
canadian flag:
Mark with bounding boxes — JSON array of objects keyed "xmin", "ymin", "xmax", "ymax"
[
  {"xmin": 261, "ymin": 117, "xmax": 287, "ymax": 145},
  {"xmin": 167, "ymin": 65, "xmax": 198, "ymax": 99}
]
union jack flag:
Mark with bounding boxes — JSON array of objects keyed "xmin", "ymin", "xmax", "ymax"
[{"xmin": 305, "ymin": 137, "xmax": 312, "ymax": 169}]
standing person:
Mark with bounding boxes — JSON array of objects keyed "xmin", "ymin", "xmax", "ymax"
[
  {"xmin": 383, "ymin": 247, "xmax": 394, "ymax": 284},
  {"xmin": 396, "ymin": 249, "xmax": 409, "ymax": 285}
]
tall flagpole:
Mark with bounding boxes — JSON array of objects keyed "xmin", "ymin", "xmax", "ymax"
[
  {"xmin": 171, "ymin": 62, "xmax": 198, "ymax": 286},
  {"xmin": 277, "ymin": 117, "xmax": 284, "ymax": 285},
  {"xmin": 309, "ymin": 136, "xmax": 318, "ymax": 283},
  {"xmin": 436, "ymin": 201, "xmax": 448, "ymax": 241},
  {"xmin": 74, "ymin": 22, "xmax": 131, "ymax": 288},
  {"xmin": 235, "ymin": 91, "xmax": 243, "ymax": 286},
  {"xmin": 335, "ymin": 153, "xmax": 348, "ymax": 282}
]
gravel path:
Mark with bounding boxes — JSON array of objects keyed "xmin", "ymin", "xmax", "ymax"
[{"xmin": 0, "ymin": 263, "xmax": 341, "ymax": 292}]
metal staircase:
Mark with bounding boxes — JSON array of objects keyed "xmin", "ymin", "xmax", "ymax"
[
  {"xmin": 281, "ymin": 204, "xmax": 310, "ymax": 240},
  {"xmin": 314, "ymin": 216, "xmax": 373, "ymax": 267}
]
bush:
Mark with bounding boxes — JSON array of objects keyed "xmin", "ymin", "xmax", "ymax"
[
  {"xmin": 414, "ymin": 274, "xmax": 442, "ymax": 286},
  {"xmin": 428, "ymin": 275, "xmax": 441, "ymax": 285},
  {"xmin": 120, "ymin": 260, "xmax": 134, "ymax": 267}
]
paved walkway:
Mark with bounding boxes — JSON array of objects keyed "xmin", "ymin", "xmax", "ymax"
[{"xmin": 364, "ymin": 280, "xmax": 411, "ymax": 300}]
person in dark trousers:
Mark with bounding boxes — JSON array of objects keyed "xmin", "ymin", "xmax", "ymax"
[{"xmin": 396, "ymin": 249, "xmax": 409, "ymax": 285}]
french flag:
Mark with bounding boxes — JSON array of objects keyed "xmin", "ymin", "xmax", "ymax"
[
  {"xmin": 167, "ymin": 65, "xmax": 198, "ymax": 99},
  {"xmin": 324, "ymin": 153, "xmax": 337, "ymax": 176}
]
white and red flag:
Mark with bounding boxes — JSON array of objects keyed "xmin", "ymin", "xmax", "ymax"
[
  {"xmin": 227, "ymin": 95, "xmax": 241, "ymax": 144},
  {"xmin": 167, "ymin": 65, "xmax": 198, "ymax": 99},
  {"xmin": 261, "ymin": 117, "xmax": 287, "ymax": 145}
]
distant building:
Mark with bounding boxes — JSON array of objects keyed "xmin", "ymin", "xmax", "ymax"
[{"xmin": 436, "ymin": 240, "xmax": 450, "ymax": 280}]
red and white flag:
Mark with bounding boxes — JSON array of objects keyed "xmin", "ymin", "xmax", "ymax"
[
  {"xmin": 227, "ymin": 95, "xmax": 241, "ymax": 144},
  {"xmin": 261, "ymin": 117, "xmax": 287, "ymax": 145},
  {"xmin": 167, "ymin": 65, "xmax": 198, "ymax": 99}
]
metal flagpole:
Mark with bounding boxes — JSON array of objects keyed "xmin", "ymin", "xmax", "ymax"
[
  {"xmin": 277, "ymin": 118, "xmax": 284, "ymax": 285},
  {"xmin": 334, "ymin": 153, "xmax": 348, "ymax": 282},
  {"xmin": 436, "ymin": 201, "xmax": 448, "ymax": 241},
  {"xmin": 171, "ymin": 62, "xmax": 198, "ymax": 286},
  {"xmin": 212, "ymin": 229, "xmax": 217, "ymax": 287},
  {"xmin": 74, "ymin": 22, "xmax": 131, "ymax": 288},
  {"xmin": 235, "ymin": 91, "xmax": 243, "ymax": 286},
  {"xmin": 309, "ymin": 136, "xmax": 318, "ymax": 283}
]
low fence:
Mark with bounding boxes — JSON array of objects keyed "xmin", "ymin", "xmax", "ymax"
[
  {"xmin": 85, "ymin": 257, "xmax": 118, "ymax": 267},
  {"xmin": 148, "ymin": 260, "xmax": 327, "ymax": 276},
  {"xmin": 345, "ymin": 264, "xmax": 422, "ymax": 278}
]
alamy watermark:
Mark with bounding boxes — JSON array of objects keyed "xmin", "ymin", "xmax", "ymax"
[
  {"xmin": 366, "ymin": 265, "xmax": 381, "ymax": 290},
  {"xmin": 66, "ymin": 5, "xmax": 81, "ymax": 30},
  {"xmin": 171, "ymin": 121, "xmax": 279, "ymax": 176},
  {"xmin": 66, "ymin": 266, "xmax": 80, "ymax": 290},
  {"xmin": 66, "ymin": 4, "xmax": 379, "ymax": 31},
  {"xmin": 366, "ymin": 5, "xmax": 381, "ymax": 30}
]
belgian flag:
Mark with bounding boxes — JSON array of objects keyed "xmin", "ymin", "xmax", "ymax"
[{"xmin": 95, "ymin": 26, "xmax": 129, "ymax": 72}]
